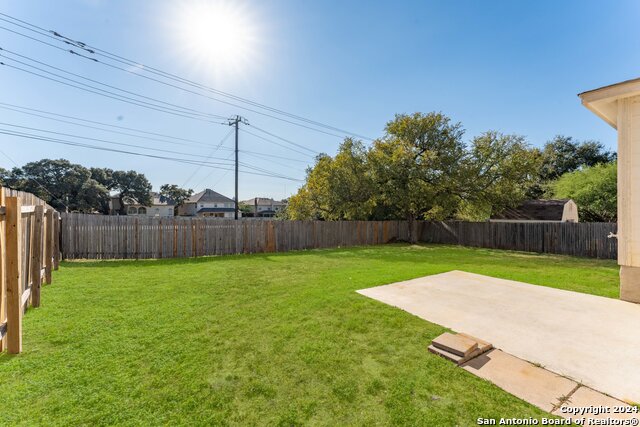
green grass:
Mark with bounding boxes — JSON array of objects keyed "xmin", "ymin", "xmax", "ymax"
[{"xmin": 0, "ymin": 244, "xmax": 619, "ymax": 426}]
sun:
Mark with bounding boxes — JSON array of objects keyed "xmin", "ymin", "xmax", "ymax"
[{"xmin": 169, "ymin": 1, "xmax": 260, "ymax": 79}]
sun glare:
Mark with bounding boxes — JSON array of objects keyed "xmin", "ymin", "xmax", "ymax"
[{"xmin": 170, "ymin": 1, "xmax": 259, "ymax": 79}]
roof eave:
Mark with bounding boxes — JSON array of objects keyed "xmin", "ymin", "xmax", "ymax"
[{"xmin": 579, "ymin": 77, "xmax": 640, "ymax": 129}]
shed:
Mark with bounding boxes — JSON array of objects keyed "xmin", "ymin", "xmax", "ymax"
[{"xmin": 490, "ymin": 199, "xmax": 579, "ymax": 223}]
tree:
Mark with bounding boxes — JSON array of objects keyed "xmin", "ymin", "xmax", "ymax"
[
  {"xmin": 548, "ymin": 162, "xmax": 617, "ymax": 222},
  {"xmin": 5, "ymin": 159, "xmax": 109, "ymax": 212},
  {"xmin": 528, "ymin": 136, "xmax": 615, "ymax": 197},
  {"xmin": 0, "ymin": 167, "xmax": 10, "ymax": 186},
  {"xmin": 286, "ymin": 139, "xmax": 374, "ymax": 220},
  {"xmin": 238, "ymin": 202, "xmax": 253, "ymax": 215},
  {"xmin": 368, "ymin": 112, "xmax": 466, "ymax": 241},
  {"xmin": 106, "ymin": 170, "xmax": 152, "ymax": 215},
  {"xmin": 159, "ymin": 184, "xmax": 193, "ymax": 215},
  {"xmin": 286, "ymin": 154, "xmax": 335, "ymax": 220},
  {"xmin": 460, "ymin": 132, "xmax": 541, "ymax": 220},
  {"xmin": 288, "ymin": 113, "xmax": 543, "ymax": 233}
]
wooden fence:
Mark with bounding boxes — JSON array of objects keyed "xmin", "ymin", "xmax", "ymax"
[
  {"xmin": 417, "ymin": 221, "xmax": 617, "ymax": 259},
  {"xmin": 59, "ymin": 214, "xmax": 619, "ymax": 261},
  {"xmin": 0, "ymin": 188, "xmax": 61, "ymax": 354},
  {"xmin": 60, "ymin": 214, "xmax": 410, "ymax": 259}
]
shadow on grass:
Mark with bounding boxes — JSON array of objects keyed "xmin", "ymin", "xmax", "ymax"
[{"xmin": 58, "ymin": 244, "xmax": 415, "ymax": 269}]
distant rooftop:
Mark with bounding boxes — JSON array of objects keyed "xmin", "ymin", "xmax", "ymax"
[
  {"xmin": 490, "ymin": 199, "xmax": 571, "ymax": 221},
  {"xmin": 240, "ymin": 197, "xmax": 287, "ymax": 206},
  {"xmin": 186, "ymin": 189, "xmax": 234, "ymax": 204},
  {"xmin": 111, "ymin": 191, "xmax": 175, "ymax": 206}
]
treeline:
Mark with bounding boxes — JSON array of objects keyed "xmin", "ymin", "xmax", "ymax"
[
  {"xmin": 0, "ymin": 159, "xmax": 193, "ymax": 214},
  {"xmin": 284, "ymin": 112, "xmax": 616, "ymax": 226},
  {"xmin": 1, "ymin": 112, "xmax": 616, "ymax": 223}
]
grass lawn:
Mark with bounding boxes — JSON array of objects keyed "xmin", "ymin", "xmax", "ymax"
[{"xmin": 0, "ymin": 244, "xmax": 619, "ymax": 426}]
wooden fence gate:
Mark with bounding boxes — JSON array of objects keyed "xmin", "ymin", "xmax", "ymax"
[{"xmin": 0, "ymin": 188, "xmax": 61, "ymax": 354}]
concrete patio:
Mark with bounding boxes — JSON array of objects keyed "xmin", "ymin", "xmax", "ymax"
[{"xmin": 358, "ymin": 271, "xmax": 640, "ymax": 404}]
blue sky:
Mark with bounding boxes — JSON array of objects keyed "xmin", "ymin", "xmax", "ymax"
[{"xmin": 0, "ymin": 0, "xmax": 637, "ymax": 200}]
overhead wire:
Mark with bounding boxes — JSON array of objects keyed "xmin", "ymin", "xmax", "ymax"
[
  {"xmin": 0, "ymin": 13, "xmax": 375, "ymax": 141},
  {"xmin": 0, "ymin": 47, "xmax": 228, "ymax": 121},
  {"xmin": 0, "ymin": 121, "xmax": 236, "ymax": 165},
  {"xmin": 3, "ymin": 121, "xmax": 296, "ymax": 179},
  {"xmin": 0, "ymin": 129, "xmax": 303, "ymax": 181},
  {"xmin": 0, "ymin": 13, "xmax": 329, "ymax": 186},
  {"xmin": 182, "ymin": 129, "xmax": 233, "ymax": 187},
  {"xmin": 0, "ymin": 52, "xmax": 228, "ymax": 124},
  {"xmin": 0, "ymin": 102, "xmax": 314, "ymax": 165}
]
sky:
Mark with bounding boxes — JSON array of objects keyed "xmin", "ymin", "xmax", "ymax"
[{"xmin": 0, "ymin": 0, "xmax": 638, "ymax": 201}]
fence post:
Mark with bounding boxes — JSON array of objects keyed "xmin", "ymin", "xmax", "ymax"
[
  {"xmin": 53, "ymin": 212, "xmax": 60, "ymax": 269},
  {"xmin": 30, "ymin": 206, "xmax": 44, "ymax": 307},
  {"xmin": 5, "ymin": 197, "xmax": 23, "ymax": 354},
  {"xmin": 44, "ymin": 208, "xmax": 53, "ymax": 284},
  {"xmin": 0, "ymin": 188, "xmax": 5, "ymax": 352}
]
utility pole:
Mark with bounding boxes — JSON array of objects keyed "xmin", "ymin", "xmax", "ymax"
[{"xmin": 228, "ymin": 115, "xmax": 248, "ymax": 220}]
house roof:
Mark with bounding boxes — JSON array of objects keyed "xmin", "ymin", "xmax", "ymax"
[
  {"xmin": 111, "ymin": 192, "xmax": 175, "ymax": 206},
  {"xmin": 490, "ymin": 199, "xmax": 571, "ymax": 221},
  {"xmin": 240, "ymin": 197, "xmax": 287, "ymax": 206},
  {"xmin": 186, "ymin": 189, "xmax": 234, "ymax": 204},
  {"xmin": 152, "ymin": 192, "xmax": 176, "ymax": 206},
  {"xmin": 197, "ymin": 207, "xmax": 236, "ymax": 213},
  {"xmin": 579, "ymin": 77, "xmax": 640, "ymax": 128}
]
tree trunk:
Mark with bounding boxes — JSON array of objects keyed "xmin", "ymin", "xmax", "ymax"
[
  {"xmin": 118, "ymin": 194, "xmax": 126, "ymax": 216},
  {"xmin": 407, "ymin": 213, "xmax": 417, "ymax": 244}
]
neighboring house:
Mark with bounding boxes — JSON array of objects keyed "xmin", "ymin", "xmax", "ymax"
[
  {"xmin": 490, "ymin": 199, "xmax": 579, "ymax": 223},
  {"xmin": 109, "ymin": 192, "xmax": 175, "ymax": 217},
  {"xmin": 178, "ymin": 188, "xmax": 240, "ymax": 218},
  {"xmin": 240, "ymin": 197, "xmax": 287, "ymax": 218}
]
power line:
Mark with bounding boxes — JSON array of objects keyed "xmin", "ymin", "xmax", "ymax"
[
  {"xmin": 241, "ymin": 151, "xmax": 308, "ymax": 171},
  {"xmin": 196, "ymin": 151, "xmax": 235, "ymax": 190},
  {"xmin": 0, "ymin": 47, "xmax": 228, "ymax": 121},
  {"xmin": 0, "ymin": 121, "xmax": 295, "ymax": 179},
  {"xmin": 0, "ymin": 121, "xmax": 235, "ymax": 165},
  {"xmin": 0, "ymin": 60, "xmax": 227, "ymax": 125},
  {"xmin": 0, "ymin": 103, "xmax": 215, "ymax": 150},
  {"xmin": 0, "ymin": 101, "xmax": 312, "ymax": 163},
  {"xmin": 0, "ymin": 51, "xmax": 228, "ymax": 124},
  {"xmin": 240, "ymin": 127, "xmax": 318, "ymax": 158},
  {"xmin": 0, "ymin": 13, "xmax": 375, "ymax": 141},
  {"xmin": 239, "ymin": 150, "xmax": 309, "ymax": 164},
  {"xmin": 249, "ymin": 125, "xmax": 320, "ymax": 155},
  {"xmin": 182, "ymin": 129, "xmax": 234, "ymax": 187},
  {"xmin": 0, "ymin": 128, "xmax": 303, "ymax": 181}
]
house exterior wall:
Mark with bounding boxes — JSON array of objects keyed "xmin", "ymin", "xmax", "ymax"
[
  {"xmin": 178, "ymin": 202, "xmax": 239, "ymax": 218},
  {"xmin": 199, "ymin": 211, "xmax": 236, "ymax": 218},
  {"xmin": 126, "ymin": 204, "xmax": 174, "ymax": 217},
  {"xmin": 617, "ymin": 96, "xmax": 640, "ymax": 268},
  {"xmin": 580, "ymin": 80, "xmax": 640, "ymax": 303},
  {"xmin": 178, "ymin": 203, "xmax": 198, "ymax": 216}
]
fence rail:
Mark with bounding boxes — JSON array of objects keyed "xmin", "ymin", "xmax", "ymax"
[
  {"xmin": 60, "ymin": 214, "xmax": 409, "ymax": 259},
  {"xmin": 59, "ymin": 214, "xmax": 619, "ymax": 261},
  {"xmin": 0, "ymin": 188, "xmax": 61, "ymax": 354},
  {"xmin": 418, "ymin": 221, "xmax": 617, "ymax": 259}
]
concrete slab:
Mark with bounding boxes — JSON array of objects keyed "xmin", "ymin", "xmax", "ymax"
[
  {"xmin": 432, "ymin": 332, "xmax": 478, "ymax": 357},
  {"xmin": 428, "ymin": 344, "xmax": 466, "ymax": 364},
  {"xmin": 458, "ymin": 333, "xmax": 493, "ymax": 353},
  {"xmin": 461, "ymin": 349, "xmax": 578, "ymax": 412},
  {"xmin": 357, "ymin": 271, "xmax": 640, "ymax": 403},
  {"xmin": 558, "ymin": 386, "xmax": 640, "ymax": 422},
  {"xmin": 429, "ymin": 344, "xmax": 490, "ymax": 365}
]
